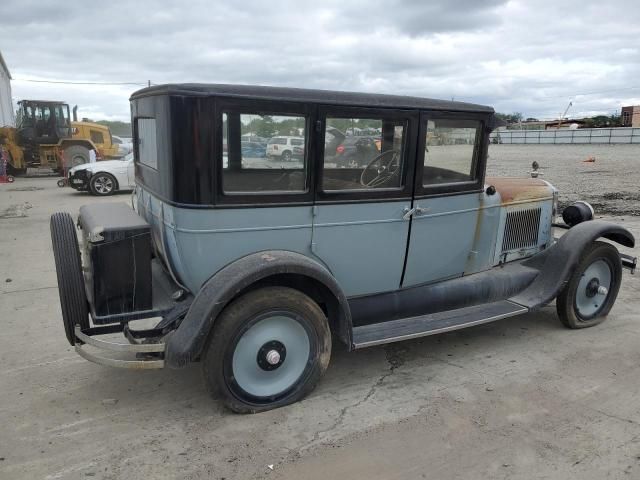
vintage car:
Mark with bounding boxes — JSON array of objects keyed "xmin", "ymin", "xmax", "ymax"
[{"xmin": 50, "ymin": 84, "xmax": 637, "ymax": 413}]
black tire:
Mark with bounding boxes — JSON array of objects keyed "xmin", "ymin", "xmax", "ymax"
[
  {"xmin": 65, "ymin": 145, "xmax": 90, "ymax": 168},
  {"xmin": 50, "ymin": 212, "xmax": 89, "ymax": 345},
  {"xmin": 90, "ymin": 172, "xmax": 117, "ymax": 196},
  {"xmin": 556, "ymin": 241, "xmax": 622, "ymax": 329},
  {"xmin": 202, "ymin": 287, "xmax": 332, "ymax": 413},
  {"xmin": 281, "ymin": 150, "xmax": 292, "ymax": 162}
]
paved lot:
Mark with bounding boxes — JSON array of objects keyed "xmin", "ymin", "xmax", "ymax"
[{"xmin": 1, "ymin": 147, "xmax": 639, "ymax": 479}]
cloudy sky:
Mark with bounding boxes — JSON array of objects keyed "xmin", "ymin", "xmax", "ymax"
[{"xmin": 1, "ymin": 0, "xmax": 639, "ymax": 121}]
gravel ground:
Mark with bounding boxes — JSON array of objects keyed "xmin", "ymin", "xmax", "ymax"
[
  {"xmin": 487, "ymin": 144, "xmax": 640, "ymax": 215},
  {"xmin": 1, "ymin": 146, "xmax": 639, "ymax": 479}
]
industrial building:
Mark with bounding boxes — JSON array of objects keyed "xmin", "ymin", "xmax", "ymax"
[
  {"xmin": 0, "ymin": 51, "xmax": 14, "ymax": 127},
  {"xmin": 621, "ymin": 105, "xmax": 640, "ymax": 127}
]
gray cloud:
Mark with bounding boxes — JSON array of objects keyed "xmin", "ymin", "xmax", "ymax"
[{"xmin": 1, "ymin": 0, "xmax": 639, "ymax": 121}]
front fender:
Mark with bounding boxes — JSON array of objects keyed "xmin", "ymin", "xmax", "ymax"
[
  {"xmin": 164, "ymin": 250, "xmax": 351, "ymax": 368},
  {"xmin": 510, "ymin": 220, "xmax": 635, "ymax": 309}
]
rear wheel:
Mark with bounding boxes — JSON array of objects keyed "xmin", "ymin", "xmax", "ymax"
[
  {"xmin": 50, "ymin": 212, "xmax": 89, "ymax": 345},
  {"xmin": 202, "ymin": 287, "xmax": 332, "ymax": 413},
  {"xmin": 281, "ymin": 150, "xmax": 292, "ymax": 162},
  {"xmin": 90, "ymin": 172, "xmax": 117, "ymax": 196},
  {"xmin": 556, "ymin": 241, "xmax": 622, "ymax": 329}
]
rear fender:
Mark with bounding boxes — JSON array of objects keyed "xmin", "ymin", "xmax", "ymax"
[
  {"xmin": 164, "ymin": 250, "xmax": 351, "ymax": 368},
  {"xmin": 510, "ymin": 220, "xmax": 634, "ymax": 309}
]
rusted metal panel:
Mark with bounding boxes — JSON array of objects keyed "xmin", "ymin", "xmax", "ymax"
[{"xmin": 486, "ymin": 177, "xmax": 553, "ymax": 204}]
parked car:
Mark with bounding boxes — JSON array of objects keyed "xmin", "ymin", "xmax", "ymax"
[
  {"xmin": 67, "ymin": 152, "xmax": 134, "ymax": 196},
  {"xmin": 111, "ymin": 135, "xmax": 133, "ymax": 156},
  {"xmin": 241, "ymin": 134, "xmax": 268, "ymax": 144},
  {"xmin": 50, "ymin": 84, "xmax": 637, "ymax": 414},
  {"xmin": 333, "ymin": 135, "xmax": 380, "ymax": 167},
  {"xmin": 241, "ymin": 141, "xmax": 267, "ymax": 158},
  {"xmin": 266, "ymin": 136, "xmax": 304, "ymax": 161}
]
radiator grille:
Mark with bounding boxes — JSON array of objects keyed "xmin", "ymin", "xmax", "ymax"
[{"xmin": 502, "ymin": 207, "xmax": 541, "ymax": 252}]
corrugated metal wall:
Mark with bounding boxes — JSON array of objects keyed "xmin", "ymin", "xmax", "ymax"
[
  {"xmin": 490, "ymin": 127, "xmax": 640, "ymax": 144},
  {"xmin": 0, "ymin": 67, "xmax": 14, "ymax": 127}
]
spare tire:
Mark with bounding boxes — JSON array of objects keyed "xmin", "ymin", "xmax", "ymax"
[{"xmin": 50, "ymin": 212, "xmax": 89, "ymax": 345}]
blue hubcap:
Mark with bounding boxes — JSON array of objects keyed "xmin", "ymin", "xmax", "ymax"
[
  {"xmin": 232, "ymin": 314, "xmax": 310, "ymax": 398},
  {"xmin": 576, "ymin": 259, "xmax": 612, "ymax": 318}
]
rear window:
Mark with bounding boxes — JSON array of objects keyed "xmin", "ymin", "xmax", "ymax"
[
  {"xmin": 136, "ymin": 118, "xmax": 158, "ymax": 169},
  {"xmin": 222, "ymin": 113, "xmax": 307, "ymax": 193}
]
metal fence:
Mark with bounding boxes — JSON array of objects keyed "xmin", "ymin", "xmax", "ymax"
[{"xmin": 490, "ymin": 127, "xmax": 640, "ymax": 145}]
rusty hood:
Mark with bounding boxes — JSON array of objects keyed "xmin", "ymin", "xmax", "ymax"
[{"xmin": 486, "ymin": 177, "xmax": 554, "ymax": 204}]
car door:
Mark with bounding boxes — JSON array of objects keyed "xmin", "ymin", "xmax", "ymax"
[
  {"xmin": 106, "ymin": 160, "xmax": 127, "ymax": 190},
  {"xmin": 311, "ymin": 107, "xmax": 418, "ymax": 297},
  {"xmin": 402, "ymin": 113, "xmax": 487, "ymax": 287}
]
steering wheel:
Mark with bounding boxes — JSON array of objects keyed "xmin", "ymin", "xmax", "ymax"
[{"xmin": 359, "ymin": 150, "xmax": 401, "ymax": 187}]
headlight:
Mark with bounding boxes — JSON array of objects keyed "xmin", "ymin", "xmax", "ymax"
[{"xmin": 562, "ymin": 201, "xmax": 594, "ymax": 227}]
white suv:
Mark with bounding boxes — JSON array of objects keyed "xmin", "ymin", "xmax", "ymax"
[{"xmin": 266, "ymin": 136, "xmax": 304, "ymax": 161}]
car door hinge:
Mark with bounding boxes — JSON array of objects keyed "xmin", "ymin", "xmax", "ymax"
[
  {"xmin": 315, "ymin": 120, "xmax": 322, "ymax": 133},
  {"xmin": 312, "ymin": 205, "xmax": 318, "ymax": 217},
  {"xmin": 311, "ymin": 241, "xmax": 317, "ymax": 253}
]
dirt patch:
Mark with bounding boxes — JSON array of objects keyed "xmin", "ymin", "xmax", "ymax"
[
  {"xmin": 0, "ymin": 202, "xmax": 32, "ymax": 219},
  {"xmin": 7, "ymin": 186, "xmax": 45, "ymax": 192}
]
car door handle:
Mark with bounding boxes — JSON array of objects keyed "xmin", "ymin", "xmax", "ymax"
[
  {"xmin": 403, "ymin": 206, "xmax": 416, "ymax": 220},
  {"xmin": 402, "ymin": 206, "xmax": 430, "ymax": 220}
]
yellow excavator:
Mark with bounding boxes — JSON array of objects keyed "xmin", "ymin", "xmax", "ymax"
[{"xmin": 0, "ymin": 100, "xmax": 120, "ymax": 175}]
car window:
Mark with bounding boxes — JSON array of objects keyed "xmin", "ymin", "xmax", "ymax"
[
  {"xmin": 423, "ymin": 119, "xmax": 479, "ymax": 186},
  {"xmin": 136, "ymin": 118, "xmax": 157, "ymax": 169},
  {"xmin": 290, "ymin": 138, "xmax": 304, "ymax": 146},
  {"xmin": 322, "ymin": 116, "xmax": 406, "ymax": 191},
  {"xmin": 222, "ymin": 112, "xmax": 307, "ymax": 193}
]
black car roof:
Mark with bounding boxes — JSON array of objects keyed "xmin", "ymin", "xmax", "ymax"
[{"xmin": 131, "ymin": 83, "xmax": 493, "ymax": 114}]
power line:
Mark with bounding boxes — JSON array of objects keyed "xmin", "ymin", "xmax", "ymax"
[{"xmin": 13, "ymin": 78, "xmax": 148, "ymax": 86}]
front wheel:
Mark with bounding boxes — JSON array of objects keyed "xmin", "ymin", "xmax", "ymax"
[
  {"xmin": 202, "ymin": 287, "xmax": 332, "ymax": 413},
  {"xmin": 556, "ymin": 241, "xmax": 622, "ymax": 329},
  {"xmin": 90, "ymin": 172, "xmax": 117, "ymax": 196}
]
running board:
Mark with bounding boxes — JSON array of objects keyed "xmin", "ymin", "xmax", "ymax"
[{"xmin": 352, "ymin": 300, "xmax": 528, "ymax": 349}]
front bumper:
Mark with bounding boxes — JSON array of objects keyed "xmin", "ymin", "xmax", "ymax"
[{"xmin": 68, "ymin": 169, "xmax": 91, "ymax": 190}]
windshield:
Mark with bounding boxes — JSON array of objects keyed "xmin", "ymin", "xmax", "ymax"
[{"xmin": 17, "ymin": 102, "xmax": 71, "ymax": 138}]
